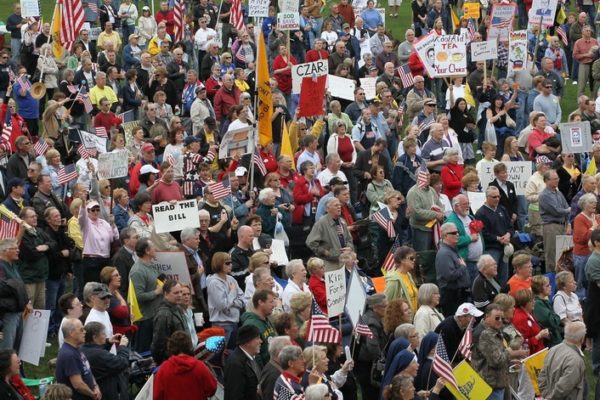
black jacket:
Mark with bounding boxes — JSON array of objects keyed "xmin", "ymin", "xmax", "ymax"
[
  {"xmin": 474, "ymin": 203, "xmax": 514, "ymax": 251},
  {"xmin": 356, "ymin": 309, "xmax": 386, "ymax": 363},
  {"xmin": 488, "ymin": 179, "xmax": 518, "ymax": 222},
  {"xmin": 112, "ymin": 247, "xmax": 135, "ymax": 298},
  {"xmin": 43, "ymin": 225, "xmax": 75, "ymax": 280},
  {"xmin": 224, "ymin": 346, "xmax": 260, "ymax": 400},
  {"xmin": 80, "ymin": 343, "xmax": 129, "ymax": 400},
  {"xmin": 151, "ymin": 300, "xmax": 187, "ymax": 365},
  {"xmin": 6, "ymin": 152, "xmax": 33, "ymax": 180},
  {"xmin": 99, "ymin": 4, "xmax": 120, "ymax": 30}
]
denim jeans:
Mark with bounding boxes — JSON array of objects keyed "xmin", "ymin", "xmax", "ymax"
[
  {"xmin": 573, "ymin": 254, "xmax": 589, "ymax": 301},
  {"xmin": 46, "ymin": 277, "xmax": 66, "ymax": 335},
  {"xmin": 515, "ymin": 90, "xmax": 528, "ymax": 133},
  {"xmin": 466, "ymin": 261, "xmax": 478, "ymax": 285},
  {"xmin": 486, "ymin": 247, "xmax": 509, "ymax": 288},
  {"xmin": 488, "ymin": 388, "xmax": 505, "ymax": 400},
  {"xmin": 0, "ymin": 312, "xmax": 22, "ymax": 350},
  {"xmin": 10, "ymin": 39, "xmax": 21, "ymax": 63},
  {"xmin": 517, "ymin": 195, "xmax": 528, "ymax": 232}
]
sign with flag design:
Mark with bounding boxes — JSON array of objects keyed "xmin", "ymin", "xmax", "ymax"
[
  {"xmin": 488, "ymin": 3, "xmax": 516, "ymax": 43},
  {"xmin": 152, "ymin": 199, "xmax": 201, "ymax": 233},
  {"xmin": 528, "ymin": 0, "xmax": 558, "ymax": 27}
]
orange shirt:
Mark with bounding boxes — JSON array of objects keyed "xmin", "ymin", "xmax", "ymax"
[{"xmin": 507, "ymin": 275, "xmax": 531, "ymax": 297}]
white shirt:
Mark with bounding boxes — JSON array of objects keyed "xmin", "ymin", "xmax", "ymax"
[
  {"xmin": 194, "ymin": 28, "xmax": 217, "ymax": 51},
  {"xmin": 282, "ymin": 279, "xmax": 311, "ymax": 312},
  {"xmin": 317, "ymin": 168, "xmax": 348, "ymax": 188},
  {"xmin": 85, "ymin": 308, "xmax": 116, "ymax": 353}
]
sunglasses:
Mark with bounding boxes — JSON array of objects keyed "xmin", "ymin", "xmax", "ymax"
[
  {"xmin": 89, "ymin": 208, "xmax": 100, "ymax": 212},
  {"xmin": 446, "ymin": 231, "xmax": 459, "ymax": 235}
]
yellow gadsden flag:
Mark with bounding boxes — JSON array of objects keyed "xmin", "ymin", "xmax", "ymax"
[
  {"xmin": 127, "ymin": 280, "xmax": 143, "ymax": 322},
  {"xmin": 50, "ymin": 2, "xmax": 64, "ymax": 59},
  {"xmin": 523, "ymin": 348, "xmax": 548, "ymax": 396},
  {"xmin": 446, "ymin": 360, "xmax": 492, "ymax": 400},
  {"xmin": 281, "ymin": 121, "xmax": 296, "ymax": 171},
  {"xmin": 257, "ymin": 33, "xmax": 273, "ymax": 147}
]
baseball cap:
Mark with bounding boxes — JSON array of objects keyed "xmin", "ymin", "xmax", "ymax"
[
  {"xmin": 128, "ymin": 33, "xmax": 139, "ymax": 41},
  {"xmin": 455, "ymin": 302, "xmax": 483, "ymax": 317},
  {"xmin": 140, "ymin": 164, "xmax": 160, "ymax": 174},
  {"xmin": 195, "ymin": 84, "xmax": 206, "ymax": 94},
  {"xmin": 184, "ymin": 136, "xmax": 200, "ymax": 146},
  {"xmin": 535, "ymin": 155, "xmax": 552, "ymax": 165},
  {"xmin": 7, "ymin": 178, "xmax": 24, "ymax": 192},
  {"xmin": 89, "ymin": 282, "xmax": 112, "ymax": 299},
  {"xmin": 141, "ymin": 142, "xmax": 155, "ymax": 153},
  {"xmin": 86, "ymin": 200, "xmax": 100, "ymax": 209},
  {"xmin": 235, "ymin": 166, "xmax": 247, "ymax": 177}
]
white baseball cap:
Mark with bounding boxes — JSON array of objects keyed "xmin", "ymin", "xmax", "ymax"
[{"xmin": 455, "ymin": 302, "xmax": 483, "ymax": 317}]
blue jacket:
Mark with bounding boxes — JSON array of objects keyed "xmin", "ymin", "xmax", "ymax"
[
  {"xmin": 14, "ymin": 79, "xmax": 39, "ymax": 119},
  {"xmin": 122, "ymin": 44, "xmax": 141, "ymax": 71}
]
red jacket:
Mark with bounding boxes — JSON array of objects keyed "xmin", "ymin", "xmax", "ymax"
[
  {"xmin": 273, "ymin": 54, "xmax": 297, "ymax": 94},
  {"xmin": 309, "ymin": 274, "xmax": 328, "ymax": 314},
  {"xmin": 292, "ymin": 175, "xmax": 323, "ymax": 224},
  {"xmin": 155, "ymin": 10, "xmax": 176, "ymax": 36},
  {"xmin": 214, "ymin": 86, "xmax": 241, "ymax": 122},
  {"xmin": 512, "ymin": 307, "xmax": 545, "ymax": 355},
  {"xmin": 305, "ymin": 49, "xmax": 330, "ymax": 62},
  {"xmin": 0, "ymin": 103, "xmax": 25, "ymax": 153},
  {"xmin": 408, "ymin": 52, "xmax": 425, "ymax": 77},
  {"xmin": 153, "ymin": 354, "xmax": 218, "ymax": 400},
  {"xmin": 441, "ymin": 162, "xmax": 464, "ymax": 200}
]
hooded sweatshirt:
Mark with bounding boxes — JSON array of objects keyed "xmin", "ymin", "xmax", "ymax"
[{"xmin": 153, "ymin": 354, "xmax": 218, "ymax": 400}]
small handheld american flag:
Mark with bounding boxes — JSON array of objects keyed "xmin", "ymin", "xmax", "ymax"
[
  {"xmin": 397, "ymin": 64, "xmax": 415, "ymax": 89},
  {"xmin": 206, "ymin": 178, "xmax": 232, "ymax": 201},
  {"xmin": 432, "ymin": 335, "xmax": 458, "ymax": 388},
  {"xmin": 57, "ymin": 164, "xmax": 78, "ymax": 185},
  {"xmin": 458, "ymin": 319, "xmax": 473, "ymax": 361},
  {"xmin": 34, "ymin": 139, "xmax": 49, "ymax": 156},
  {"xmin": 417, "ymin": 163, "xmax": 430, "ymax": 189},
  {"xmin": 78, "ymin": 145, "xmax": 96, "ymax": 160},
  {"xmin": 307, "ymin": 300, "xmax": 341, "ymax": 344},
  {"xmin": 0, "ymin": 213, "xmax": 19, "ymax": 240},
  {"xmin": 95, "ymin": 127, "xmax": 108, "ymax": 138},
  {"xmin": 166, "ymin": 153, "xmax": 176, "ymax": 166},
  {"xmin": 467, "ymin": 19, "xmax": 477, "ymax": 41},
  {"xmin": 87, "ymin": 2, "xmax": 98, "ymax": 13},
  {"xmin": 556, "ymin": 25, "xmax": 568, "ymax": 47},
  {"xmin": 16, "ymin": 76, "xmax": 31, "ymax": 91},
  {"xmin": 76, "ymin": 91, "xmax": 93, "ymax": 113},
  {"xmin": 372, "ymin": 206, "xmax": 396, "ymax": 238},
  {"xmin": 253, "ymin": 151, "xmax": 267, "ymax": 176},
  {"xmin": 381, "ymin": 236, "xmax": 401, "ymax": 274},
  {"xmin": 355, "ymin": 315, "xmax": 374, "ymax": 339}
]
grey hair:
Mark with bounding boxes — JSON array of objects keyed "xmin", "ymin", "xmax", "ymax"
[
  {"xmin": 417, "ymin": 283, "xmax": 439, "ymax": 306},
  {"xmin": 442, "ymin": 148, "xmax": 459, "ymax": 162},
  {"xmin": 62, "ymin": 68, "xmax": 75, "ymax": 80},
  {"xmin": 268, "ymin": 336, "xmax": 292, "ymax": 361},
  {"xmin": 198, "ymin": 209, "xmax": 210, "ymax": 219},
  {"xmin": 477, "ymin": 254, "xmax": 496, "ymax": 271},
  {"xmin": 564, "ymin": 321, "xmax": 587, "ymax": 342},
  {"xmin": 325, "ymin": 153, "xmax": 340, "ymax": 164},
  {"xmin": 258, "ymin": 187, "xmax": 275, "ymax": 203},
  {"xmin": 96, "ymin": 71, "xmax": 106, "ymax": 80},
  {"xmin": 279, "ymin": 345, "xmax": 303, "ymax": 369},
  {"xmin": 485, "ymin": 186, "xmax": 500, "ymax": 197},
  {"xmin": 120, "ymin": 227, "xmax": 137, "ymax": 243},
  {"xmin": 440, "ymin": 222, "xmax": 457, "ymax": 235},
  {"xmin": 582, "ymin": 174, "xmax": 596, "ymax": 185},
  {"xmin": 578, "ymin": 193, "xmax": 598, "ymax": 210},
  {"xmin": 252, "ymin": 266, "xmax": 270, "ymax": 286},
  {"xmin": 285, "ymin": 259, "xmax": 304, "ymax": 279},
  {"xmin": 451, "ymin": 194, "xmax": 467, "ymax": 208},
  {"xmin": 305, "ymin": 384, "xmax": 329, "ymax": 400},
  {"xmin": 394, "ymin": 323, "xmax": 416, "ymax": 339},
  {"xmin": 61, "ymin": 318, "xmax": 82, "ymax": 339},
  {"xmin": 82, "ymin": 282, "xmax": 104, "ymax": 305},
  {"xmin": 180, "ymin": 227, "xmax": 199, "ymax": 242},
  {"xmin": 0, "ymin": 238, "xmax": 17, "ymax": 254}
]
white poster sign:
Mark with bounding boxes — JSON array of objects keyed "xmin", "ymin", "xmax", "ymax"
[
  {"xmin": 328, "ymin": 75, "xmax": 356, "ymax": 101},
  {"xmin": 277, "ymin": 12, "xmax": 300, "ymax": 30},
  {"xmin": 325, "ymin": 268, "xmax": 346, "ymax": 318},
  {"xmin": 345, "ymin": 269, "xmax": 367, "ymax": 328},
  {"xmin": 471, "ymin": 40, "xmax": 498, "ymax": 62},
  {"xmin": 219, "ymin": 126, "xmax": 255, "ymax": 159},
  {"xmin": 477, "ymin": 161, "xmax": 532, "ymax": 195},
  {"xmin": 21, "ymin": 0, "xmax": 40, "ymax": 17},
  {"xmin": 488, "ymin": 3, "xmax": 516, "ymax": 43},
  {"xmin": 467, "ymin": 191, "xmax": 486, "ymax": 214},
  {"xmin": 433, "ymin": 35, "xmax": 467, "ymax": 77},
  {"xmin": 555, "ymin": 235, "xmax": 573, "ymax": 262},
  {"xmin": 359, "ymin": 77, "xmax": 377, "ymax": 100},
  {"xmin": 79, "ymin": 130, "xmax": 108, "ymax": 153},
  {"xmin": 528, "ymin": 0, "xmax": 559, "ymax": 27},
  {"xmin": 281, "ymin": 0, "xmax": 299, "ymax": 12},
  {"xmin": 152, "ymin": 199, "xmax": 200, "ymax": 233},
  {"xmin": 135, "ymin": 374, "xmax": 154, "ymax": 400},
  {"xmin": 248, "ymin": 0, "xmax": 270, "ymax": 17},
  {"xmin": 151, "ymin": 252, "xmax": 193, "ymax": 287},
  {"xmin": 509, "ymin": 30, "xmax": 528, "ymax": 72},
  {"xmin": 253, "ymin": 237, "xmax": 289, "ymax": 265},
  {"xmin": 292, "ymin": 60, "xmax": 329, "ymax": 94},
  {"xmin": 19, "ymin": 310, "xmax": 50, "ymax": 366},
  {"xmin": 414, "ymin": 33, "xmax": 438, "ymax": 78},
  {"xmin": 560, "ymin": 121, "xmax": 593, "ymax": 154},
  {"xmin": 97, "ymin": 151, "xmax": 129, "ymax": 179}
]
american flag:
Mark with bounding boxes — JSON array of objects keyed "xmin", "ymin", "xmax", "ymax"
[
  {"xmin": 557, "ymin": 25, "xmax": 568, "ymax": 46},
  {"xmin": 1, "ymin": 111, "xmax": 12, "ymax": 145},
  {"xmin": 381, "ymin": 236, "xmax": 401, "ymax": 273},
  {"xmin": 432, "ymin": 336, "xmax": 458, "ymax": 388},
  {"xmin": 253, "ymin": 151, "xmax": 267, "ymax": 176},
  {"xmin": 355, "ymin": 316, "xmax": 374, "ymax": 339},
  {"xmin": 467, "ymin": 19, "xmax": 477, "ymax": 41},
  {"xmin": 166, "ymin": 153, "xmax": 176, "ymax": 166},
  {"xmin": 95, "ymin": 126, "xmax": 108, "ymax": 138},
  {"xmin": 0, "ymin": 213, "xmax": 19, "ymax": 240},
  {"xmin": 173, "ymin": 0, "xmax": 185, "ymax": 43},
  {"xmin": 57, "ymin": 164, "xmax": 78, "ymax": 185},
  {"xmin": 78, "ymin": 144, "xmax": 96, "ymax": 159},
  {"xmin": 34, "ymin": 139, "xmax": 49, "ymax": 156},
  {"xmin": 206, "ymin": 178, "xmax": 232, "ymax": 201},
  {"xmin": 76, "ymin": 91, "xmax": 93, "ymax": 113},
  {"xmin": 16, "ymin": 76, "xmax": 31, "ymax": 91},
  {"xmin": 458, "ymin": 319, "xmax": 474, "ymax": 361},
  {"xmin": 397, "ymin": 64, "xmax": 414, "ymax": 89},
  {"xmin": 307, "ymin": 300, "xmax": 341, "ymax": 343},
  {"xmin": 273, "ymin": 376, "xmax": 303, "ymax": 400},
  {"xmin": 60, "ymin": 0, "xmax": 85, "ymax": 51},
  {"xmin": 87, "ymin": 1, "xmax": 98, "ymax": 13},
  {"xmin": 230, "ymin": 0, "xmax": 245, "ymax": 31},
  {"xmin": 372, "ymin": 206, "xmax": 395, "ymax": 238},
  {"xmin": 418, "ymin": 117, "xmax": 434, "ymax": 134},
  {"xmin": 66, "ymin": 84, "xmax": 78, "ymax": 94},
  {"xmin": 7, "ymin": 69, "xmax": 15, "ymax": 83},
  {"xmin": 417, "ymin": 163, "xmax": 430, "ymax": 189}
]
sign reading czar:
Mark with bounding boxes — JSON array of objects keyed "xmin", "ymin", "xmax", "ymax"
[{"xmin": 292, "ymin": 60, "xmax": 329, "ymax": 94}]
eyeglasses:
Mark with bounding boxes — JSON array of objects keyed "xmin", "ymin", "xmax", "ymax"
[
  {"xmin": 493, "ymin": 316, "xmax": 502, "ymax": 321},
  {"xmin": 446, "ymin": 231, "xmax": 459, "ymax": 235}
]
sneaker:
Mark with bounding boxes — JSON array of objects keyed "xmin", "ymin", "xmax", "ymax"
[{"xmin": 572, "ymin": 80, "xmax": 578, "ymax": 85}]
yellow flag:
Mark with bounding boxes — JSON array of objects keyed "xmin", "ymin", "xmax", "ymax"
[
  {"xmin": 257, "ymin": 32, "xmax": 273, "ymax": 147},
  {"xmin": 451, "ymin": 7, "xmax": 460, "ymax": 32},
  {"xmin": 446, "ymin": 360, "xmax": 493, "ymax": 400},
  {"xmin": 557, "ymin": 7, "xmax": 566, "ymax": 24},
  {"xmin": 127, "ymin": 280, "xmax": 143, "ymax": 322},
  {"xmin": 464, "ymin": 82, "xmax": 476, "ymax": 108},
  {"xmin": 523, "ymin": 348, "xmax": 548, "ymax": 395},
  {"xmin": 51, "ymin": 2, "xmax": 63, "ymax": 59},
  {"xmin": 586, "ymin": 157, "xmax": 597, "ymax": 176},
  {"xmin": 281, "ymin": 121, "xmax": 296, "ymax": 171}
]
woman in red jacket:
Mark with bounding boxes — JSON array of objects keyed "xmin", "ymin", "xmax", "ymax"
[
  {"xmin": 272, "ymin": 44, "xmax": 297, "ymax": 103},
  {"xmin": 292, "ymin": 160, "xmax": 324, "ymax": 225},
  {"xmin": 154, "ymin": 331, "xmax": 218, "ymax": 400},
  {"xmin": 307, "ymin": 257, "xmax": 328, "ymax": 314},
  {"xmin": 440, "ymin": 148, "xmax": 464, "ymax": 200},
  {"xmin": 512, "ymin": 289, "xmax": 551, "ymax": 355}
]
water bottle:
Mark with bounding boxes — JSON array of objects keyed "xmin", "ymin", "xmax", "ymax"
[{"xmin": 39, "ymin": 380, "xmax": 48, "ymax": 397}]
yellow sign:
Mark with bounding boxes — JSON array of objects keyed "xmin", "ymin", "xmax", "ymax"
[
  {"xmin": 464, "ymin": 3, "xmax": 481, "ymax": 19},
  {"xmin": 446, "ymin": 360, "xmax": 493, "ymax": 400},
  {"xmin": 523, "ymin": 348, "xmax": 548, "ymax": 395}
]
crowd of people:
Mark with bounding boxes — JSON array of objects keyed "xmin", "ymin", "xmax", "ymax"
[{"xmin": 0, "ymin": 0, "xmax": 598, "ymax": 399}]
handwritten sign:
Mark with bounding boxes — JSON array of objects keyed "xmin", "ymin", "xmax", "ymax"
[
  {"xmin": 467, "ymin": 191, "xmax": 486, "ymax": 214},
  {"xmin": 328, "ymin": 75, "xmax": 356, "ymax": 100},
  {"xmin": 152, "ymin": 199, "xmax": 201, "ymax": 233},
  {"xmin": 529, "ymin": 0, "xmax": 558, "ymax": 27},
  {"xmin": 19, "ymin": 310, "xmax": 50, "ymax": 366},
  {"xmin": 560, "ymin": 121, "xmax": 593, "ymax": 154},
  {"xmin": 79, "ymin": 129, "xmax": 108, "ymax": 153},
  {"xmin": 509, "ymin": 30, "xmax": 528, "ymax": 72},
  {"xmin": 280, "ymin": 0, "xmax": 299, "ymax": 12},
  {"xmin": 292, "ymin": 59, "xmax": 329, "ymax": 94},
  {"xmin": 97, "ymin": 151, "xmax": 129, "ymax": 179},
  {"xmin": 414, "ymin": 32, "xmax": 438, "ymax": 78},
  {"xmin": 477, "ymin": 161, "xmax": 532, "ymax": 195},
  {"xmin": 277, "ymin": 12, "xmax": 300, "ymax": 30},
  {"xmin": 151, "ymin": 252, "xmax": 193, "ymax": 288},
  {"xmin": 463, "ymin": 2, "xmax": 481, "ymax": 18},
  {"xmin": 433, "ymin": 35, "xmax": 467, "ymax": 77},
  {"xmin": 21, "ymin": 0, "xmax": 40, "ymax": 17},
  {"xmin": 488, "ymin": 3, "xmax": 516, "ymax": 43},
  {"xmin": 359, "ymin": 77, "xmax": 377, "ymax": 100},
  {"xmin": 248, "ymin": 0, "xmax": 269, "ymax": 17},
  {"xmin": 325, "ymin": 268, "xmax": 346, "ymax": 318},
  {"xmin": 471, "ymin": 40, "xmax": 498, "ymax": 62}
]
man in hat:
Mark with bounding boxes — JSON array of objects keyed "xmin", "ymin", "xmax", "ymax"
[
  {"xmin": 355, "ymin": 293, "xmax": 388, "ymax": 399},
  {"xmin": 182, "ymin": 70, "xmax": 203, "ymax": 118},
  {"xmin": 406, "ymin": 76, "xmax": 434, "ymax": 121},
  {"xmin": 122, "ymin": 33, "xmax": 142, "ymax": 71},
  {"xmin": 2, "ymin": 177, "xmax": 27, "ymax": 215},
  {"xmin": 83, "ymin": 282, "xmax": 114, "ymax": 338},
  {"xmin": 224, "ymin": 324, "xmax": 263, "ymax": 400},
  {"xmin": 151, "ymin": 279, "xmax": 187, "ymax": 365},
  {"xmin": 435, "ymin": 302, "xmax": 483, "ymax": 364}
]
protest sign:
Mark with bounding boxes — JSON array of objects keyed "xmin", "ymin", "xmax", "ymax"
[
  {"xmin": 555, "ymin": 235, "xmax": 573, "ymax": 264},
  {"xmin": 277, "ymin": 12, "xmax": 300, "ymax": 30},
  {"xmin": 488, "ymin": 3, "xmax": 516, "ymax": 43},
  {"xmin": 325, "ymin": 268, "xmax": 346, "ymax": 318},
  {"xmin": 345, "ymin": 269, "xmax": 367, "ymax": 328},
  {"xmin": 477, "ymin": 161, "xmax": 532, "ymax": 195},
  {"xmin": 291, "ymin": 60, "xmax": 329, "ymax": 94},
  {"xmin": 463, "ymin": 2, "xmax": 480, "ymax": 18},
  {"xmin": 79, "ymin": 129, "xmax": 108, "ymax": 153},
  {"xmin": 219, "ymin": 126, "xmax": 255, "ymax": 159},
  {"xmin": 433, "ymin": 35, "xmax": 467, "ymax": 77},
  {"xmin": 135, "ymin": 374, "xmax": 154, "ymax": 400},
  {"xmin": 151, "ymin": 252, "xmax": 193, "ymax": 287},
  {"xmin": 509, "ymin": 30, "xmax": 528, "ymax": 72},
  {"xmin": 21, "ymin": 0, "xmax": 40, "ymax": 17},
  {"xmin": 467, "ymin": 191, "xmax": 486, "ymax": 214},
  {"xmin": 528, "ymin": 0, "xmax": 558, "ymax": 27},
  {"xmin": 19, "ymin": 310, "xmax": 50, "ymax": 366},
  {"xmin": 414, "ymin": 33, "xmax": 438, "ymax": 78},
  {"xmin": 359, "ymin": 77, "xmax": 377, "ymax": 100},
  {"xmin": 471, "ymin": 40, "xmax": 498, "ymax": 61},
  {"xmin": 254, "ymin": 237, "xmax": 289, "ymax": 265},
  {"xmin": 560, "ymin": 121, "xmax": 593, "ymax": 154},
  {"xmin": 280, "ymin": 0, "xmax": 299, "ymax": 12},
  {"xmin": 248, "ymin": 0, "xmax": 270, "ymax": 16},
  {"xmin": 523, "ymin": 348, "xmax": 548, "ymax": 395},
  {"xmin": 446, "ymin": 360, "xmax": 493, "ymax": 400},
  {"xmin": 152, "ymin": 199, "xmax": 201, "ymax": 233},
  {"xmin": 328, "ymin": 75, "xmax": 356, "ymax": 100},
  {"xmin": 97, "ymin": 151, "xmax": 129, "ymax": 179}
]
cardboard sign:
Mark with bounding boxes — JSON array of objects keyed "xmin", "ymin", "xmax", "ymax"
[
  {"xmin": 325, "ymin": 268, "xmax": 347, "ymax": 318},
  {"xmin": 135, "ymin": 374, "xmax": 154, "ymax": 400},
  {"xmin": 277, "ymin": 12, "xmax": 300, "ymax": 30},
  {"xmin": 97, "ymin": 151, "xmax": 129, "ymax": 179},
  {"xmin": 345, "ymin": 269, "xmax": 367, "ymax": 328},
  {"xmin": 253, "ymin": 237, "xmax": 289, "ymax": 265},
  {"xmin": 467, "ymin": 191, "xmax": 486, "ymax": 214},
  {"xmin": 471, "ymin": 40, "xmax": 498, "ymax": 61},
  {"xmin": 79, "ymin": 129, "xmax": 108, "ymax": 153},
  {"xmin": 433, "ymin": 35, "xmax": 468, "ymax": 77},
  {"xmin": 151, "ymin": 251, "xmax": 193, "ymax": 287},
  {"xmin": 463, "ymin": 3, "xmax": 481, "ymax": 19},
  {"xmin": 248, "ymin": 0, "xmax": 270, "ymax": 17},
  {"xmin": 219, "ymin": 126, "xmax": 255, "ymax": 160},
  {"xmin": 19, "ymin": 310, "xmax": 50, "ymax": 366},
  {"xmin": 528, "ymin": 0, "xmax": 559, "ymax": 27},
  {"xmin": 21, "ymin": 0, "xmax": 40, "ymax": 17},
  {"xmin": 280, "ymin": 0, "xmax": 299, "ymax": 12},
  {"xmin": 152, "ymin": 199, "xmax": 201, "ymax": 233},
  {"xmin": 560, "ymin": 121, "xmax": 593, "ymax": 154},
  {"xmin": 292, "ymin": 60, "xmax": 329, "ymax": 94},
  {"xmin": 555, "ymin": 235, "xmax": 573, "ymax": 264},
  {"xmin": 414, "ymin": 32, "xmax": 438, "ymax": 78},
  {"xmin": 509, "ymin": 30, "xmax": 528, "ymax": 72},
  {"xmin": 359, "ymin": 77, "xmax": 377, "ymax": 100},
  {"xmin": 328, "ymin": 75, "xmax": 356, "ymax": 100},
  {"xmin": 477, "ymin": 161, "xmax": 532, "ymax": 195},
  {"xmin": 488, "ymin": 3, "xmax": 516, "ymax": 43}
]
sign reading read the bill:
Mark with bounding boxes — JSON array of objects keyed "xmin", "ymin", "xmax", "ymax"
[{"xmin": 152, "ymin": 199, "xmax": 200, "ymax": 233}]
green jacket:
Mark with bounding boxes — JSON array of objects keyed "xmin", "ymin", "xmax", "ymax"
[
  {"xmin": 129, "ymin": 260, "xmax": 161, "ymax": 321},
  {"xmin": 240, "ymin": 311, "xmax": 277, "ymax": 369},
  {"xmin": 445, "ymin": 212, "xmax": 485, "ymax": 261},
  {"xmin": 406, "ymin": 186, "xmax": 442, "ymax": 231},
  {"xmin": 533, "ymin": 296, "xmax": 563, "ymax": 347},
  {"xmin": 384, "ymin": 270, "xmax": 415, "ymax": 310}
]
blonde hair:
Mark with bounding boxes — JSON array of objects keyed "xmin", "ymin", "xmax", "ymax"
[{"xmin": 303, "ymin": 345, "xmax": 327, "ymax": 369}]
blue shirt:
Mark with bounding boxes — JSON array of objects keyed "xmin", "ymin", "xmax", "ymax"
[
  {"xmin": 56, "ymin": 343, "xmax": 96, "ymax": 400},
  {"xmin": 13, "ymin": 79, "xmax": 39, "ymax": 119}
]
